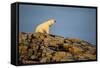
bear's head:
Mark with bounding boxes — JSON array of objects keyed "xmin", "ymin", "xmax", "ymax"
[{"xmin": 47, "ymin": 18, "xmax": 56, "ymax": 26}]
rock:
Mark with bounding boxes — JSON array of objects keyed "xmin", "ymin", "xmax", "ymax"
[
  {"xmin": 74, "ymin": 54, "xmax": 87, "ymax": 60},
  {"xmin": 40, "ymin": 57, "xmax": 47, "ymax": 63},
  {"xmin": 67, "ymin": 38, "xmax": 82, "ymax": 43},
  {"xmin": 19, "ymin": 32, "xmax": 96, "ymax": 64},
  {"xmin": 19, "ymin": 32, "xmax": 28, "ymax": 43},
  {"xmin": 68, "ymin": 45, "xmax": 84, "ymax": 55},
  {"xmin": 31, "ymin": 55, "xmax": 36, "ymax": 59},
  {"xmin": 22, "ymin": 60, "xmax": 38, "ymax": 64},
  {"xmin": 64, "ymin": 39, "xmax": 72, "ymax": 44},
  {"xmin": 28, "ymin": 49, "xmax": 33, "ymax": 57},
  {"xmin": 52, "ymin": 51, "xmax": 67, "ymax": 62},
  {"xmin": 65, "ymin": 52, "xmax": 74, "ymax": 61},
  {"xmin": 19, "ymin": 43, "xmax": 28, "ymax": 55}
]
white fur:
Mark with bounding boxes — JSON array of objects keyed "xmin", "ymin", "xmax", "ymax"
[{"xmin": 35, "ymin": 19, "xmax": 56, "ymax": 34}]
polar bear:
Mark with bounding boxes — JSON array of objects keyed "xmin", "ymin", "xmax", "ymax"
[{"xmin": 35, "ymin": 19, "xmax": 56, "ymax": 34}]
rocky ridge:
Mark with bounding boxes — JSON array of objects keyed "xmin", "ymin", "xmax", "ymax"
[{"xmin": 19, "ymin": 32, "xmax": 96, "ymax": 64}]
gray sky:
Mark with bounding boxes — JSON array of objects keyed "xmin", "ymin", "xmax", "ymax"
[{"xmin": 19, "ymin": 4, "xmax": 96, "ymax": 45}]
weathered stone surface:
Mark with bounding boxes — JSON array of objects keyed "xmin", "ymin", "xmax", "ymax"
[
  {"xmin": 52, "ymin": 51, "xmax": 67, "ymax": 61},
  {"xmin": 19, "ymin": 32, "xmax": 96, "ymax": 64}
]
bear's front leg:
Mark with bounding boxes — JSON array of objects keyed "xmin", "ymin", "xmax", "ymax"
[{"xmin": 46, "ymin": 28, "xmax": 49, "ymax": 34}]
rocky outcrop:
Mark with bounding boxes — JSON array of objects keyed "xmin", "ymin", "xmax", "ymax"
[{"xmin": 19, "ymin": 32, "xmax": 96, "ymax": 64}]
